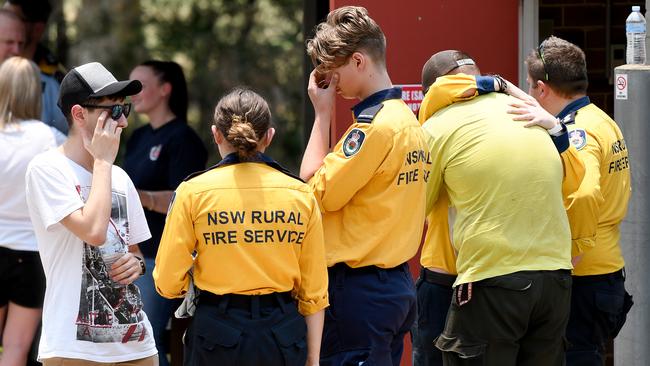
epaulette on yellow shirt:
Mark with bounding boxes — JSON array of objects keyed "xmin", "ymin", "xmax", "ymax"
[
  {"xmin": 419, "ymin": 75, "xmax": 585, "ymax": 274},
  {"xmin": 153, "ymin": 153, "xmax": 329, "ymax": 316},
  {"xmin": 309, "ymin": 87, "xmax": 430, "ymax": 268},
  {"xmin": 563, "ymin": 101, "xmax": 631, "ymax": 276}
]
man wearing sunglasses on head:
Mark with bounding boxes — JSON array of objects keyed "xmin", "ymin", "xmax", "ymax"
[
  {"xmin": 25, "ymin": 62, "xmax": 157, "ymax": 366},
  {"xmin": 522, "ymin": 36, "xmax": 633, "ymax": 366}
]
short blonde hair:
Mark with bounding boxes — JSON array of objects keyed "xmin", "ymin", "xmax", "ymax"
[
  {"xmin": 306, "ymin": 6, "xmax": 386, "ymax": 73},
  {"xmin": 0, "ymin": 57, "xmax": 42, "ymax": 129}
]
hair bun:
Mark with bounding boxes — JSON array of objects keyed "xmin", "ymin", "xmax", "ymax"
[
  {"xmin": 213, "ymin": 88, "xmax": 272, "ymax": 159},
  {"xmin": 227, "ymin": 115, "xmax": 258, "ymax": 158}
]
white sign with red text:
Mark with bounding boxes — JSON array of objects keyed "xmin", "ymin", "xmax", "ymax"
[{"xmin": 397, "ymin": 84, "xmax": 424, "ymax": 114}]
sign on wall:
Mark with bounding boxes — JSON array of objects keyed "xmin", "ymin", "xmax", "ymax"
[{"xmin": 397, "ymin": 84, "xmax": 424, "ymax": 114}]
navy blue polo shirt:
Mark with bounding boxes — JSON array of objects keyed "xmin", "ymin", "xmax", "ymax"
[{"xmin": 123, "ymin": 118, "xmax": 208, "ymax": 258}]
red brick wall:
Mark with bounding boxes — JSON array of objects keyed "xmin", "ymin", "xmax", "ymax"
[{"xmin": 539, "ymin": 0, "xmax": 646, "ymax": 117}]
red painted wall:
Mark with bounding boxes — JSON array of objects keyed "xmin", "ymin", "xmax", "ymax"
[
  {"xmin": 325, "ymin": 1, "xmax": 521, "ymax": 364},
  {"xmin": 329, "ymin": 0, "xmax": 520, "ymax": 140}
]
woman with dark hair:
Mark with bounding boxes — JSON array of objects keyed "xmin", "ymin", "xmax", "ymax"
[
  {"xmin": 154, "ymin": 88, "xmax": 328, "ymax": 366},
  {"xmin": 124, "ymin": 60, "xmax": 207, "ymax": 366}
]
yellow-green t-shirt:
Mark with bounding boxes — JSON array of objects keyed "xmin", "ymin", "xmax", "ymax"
[{"xmin": 423, "ymin": 93, "xmax": 572, "ymax": 286}]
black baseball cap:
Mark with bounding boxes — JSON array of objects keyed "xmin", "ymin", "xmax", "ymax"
[{"xmin": 58, "ymin": 62, "xmax": 142, "ymax": 117}]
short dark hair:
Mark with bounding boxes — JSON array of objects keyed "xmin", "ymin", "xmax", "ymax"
[
  {"xmin": 140, "ymin": 60, "xmax": 188, "ymax": 121},
  {"xmin": 7, "ymin": 0, "xmax": 52, "ymax": 23},
  {"xmin": 525, "ymin": 36, "xmax": 588, "ymax": 97}
]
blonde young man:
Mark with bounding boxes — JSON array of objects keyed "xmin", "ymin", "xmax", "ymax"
[
  {"xmin": 524, "ymin": 36, "xmax": 633, "ymax": 366},
  {"xmin": 25, "ymin": 62, "xmax": 157, "ymax": 365},
  {"xmin": 301, "ymin": 6, "xmax": 430, "ymax": 366}
]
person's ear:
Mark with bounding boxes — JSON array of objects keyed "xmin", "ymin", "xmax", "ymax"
[
  {"xmin": 261, "ymin": 127, "xmax": 276, "ymax": 149},
  {"xmin": 351, "ymin": 52, "xmax": 365, "ymax": 70},
  {"xmin": 161, "ymin": 82, "xmax": 172, "ymax": 98},
  {"xmin": 211, "ymin": 125, "xmax": 225, "ymax": 145},
  {"xmin": 536, "ymin": 80, "xmax": 549, "ymax": 98},
  {"xmin": 70, "ymin": 105, "xmax": 86, "ymax": 127}
]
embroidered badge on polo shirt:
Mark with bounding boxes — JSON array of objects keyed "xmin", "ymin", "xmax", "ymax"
[
  {"xmin": 149, "ymin": 144, "xmax": 162, "ymax": 161},
  {"xmin": 342, "ymin": 128, "xmax": 366, "ymax": 158},
  {"xmin": 569, "ymin": 129, "xmax": 587, "ymax": 150}
]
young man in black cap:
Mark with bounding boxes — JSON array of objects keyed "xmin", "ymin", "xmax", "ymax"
[{"xmin": 25, "ymin": 62, "xmax": 158, "ymax": 365}]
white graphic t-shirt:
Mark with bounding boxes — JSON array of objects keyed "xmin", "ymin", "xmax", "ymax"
[{"xmin": 25, "ymin": 149, "xmax": 156, "ymax": 362}]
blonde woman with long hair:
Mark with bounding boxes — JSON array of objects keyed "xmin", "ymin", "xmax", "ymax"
[{"xmin": 0, "ymin": 57, "xmax": 63, "ymax": 366}]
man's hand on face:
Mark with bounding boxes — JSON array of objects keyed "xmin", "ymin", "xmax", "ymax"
[
  {"xmin": 308, "ymin": 69, "xmax": 339, "ymax": 117},
  {"xmin": 83, "ymin": 110, "xmax": 123, "ymax": 165}
]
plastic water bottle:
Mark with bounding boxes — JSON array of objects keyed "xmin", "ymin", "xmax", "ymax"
[{"xmin": 626, "ymin": 5, "xmax": 647, "ymax": 64}]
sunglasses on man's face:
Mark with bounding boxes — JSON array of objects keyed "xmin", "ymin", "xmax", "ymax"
[{"xmin": 80, "ymin": 103, "xmax": 132, "ymax": 120}]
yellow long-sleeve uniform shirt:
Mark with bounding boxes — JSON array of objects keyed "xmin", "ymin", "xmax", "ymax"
[
  {"xmin": 418, "ymin": 75, "xmax": 584, "ymax": 275},
  {"xmin": 423, "ymin": 93, "xmax": 573, "ymax": 286},
  {"xmin": 153, "ymin": 153, "xmax": 329, "ymax": 316},
  {"xmin": 561, "ymin": 99, "xmax": 631, "ymax": 276},
  {"xmin": 309, "ymin": 87, "xmax": 430, "ymax": 268}
]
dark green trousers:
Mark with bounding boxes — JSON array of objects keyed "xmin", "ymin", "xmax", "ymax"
[{"xmin": 435, "ymin": 270, "xmax": 572, "ymax": 366}]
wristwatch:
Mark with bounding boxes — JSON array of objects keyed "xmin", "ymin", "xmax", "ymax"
[{"xmin": 134, "ymin": 255, "xmax": 146, "ymax": 275}]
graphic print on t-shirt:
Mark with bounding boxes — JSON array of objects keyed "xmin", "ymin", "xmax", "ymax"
[{"xmin": 75, "ymin": 185, "xmax": 148, "ymax": 343}]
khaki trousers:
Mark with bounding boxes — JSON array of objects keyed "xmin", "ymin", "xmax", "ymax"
[{"xmin": 42, "ymin": 355, "xmax": 158, "ymax": 366}]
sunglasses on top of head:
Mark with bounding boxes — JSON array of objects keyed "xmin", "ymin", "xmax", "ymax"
[
  {"xmin": 537, "ymin": 38, "xmax": 550, "ymax": 81},
  {"xmin": 80, "ymin": 103, "xmax": 132, "ymax": 120}
]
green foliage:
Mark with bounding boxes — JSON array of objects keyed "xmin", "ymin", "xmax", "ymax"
[
  {"xmin": 149, "ymin": 0, "xmax": 305, "ymax": 169},
  {"xmin": 58, "ymin": 0, "xmax": 304, "ymax": 170}
]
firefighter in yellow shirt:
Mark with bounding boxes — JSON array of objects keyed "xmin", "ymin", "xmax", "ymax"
[
  {"xmin": 301, "ymin": 6, "xmax": 430, "ymax": 366},
  {"xmin": 420, "ymin": 49, "xmax": 574, "ymax": 365},
  {"xmin": 519, "ymin": 36, "xmax": 633, "ymax": 365},
  {"xmin": 413, "ymin": 50, "xmax": 584, "ymax": 366},
  {"xmin": 153, "ymin": 89, "xmax": 328, "ymax": 366}
]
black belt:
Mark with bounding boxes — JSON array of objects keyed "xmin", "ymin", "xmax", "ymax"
[
  {"xmin": 199, "ymin": 291, "xmax": 294, "ymax": 310},
  {"xmin": 329, "ymin": 262, "xmax": 409, "ymax": 275},
  {"xmin": 572, "ymin": 268, "xmax": 625, "ymax": 284},
  {"xmin": 420, "ymin": 268, "xmax": 457, "ymax": 287}
]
